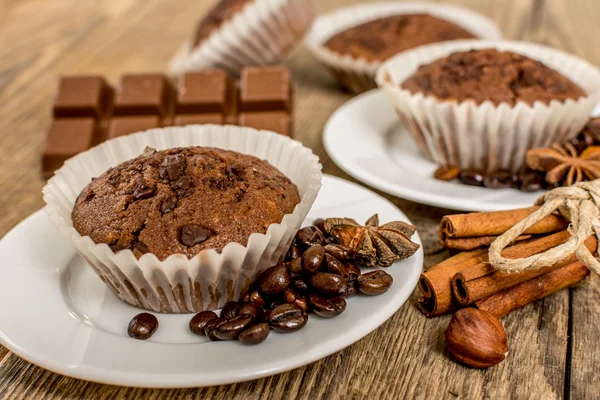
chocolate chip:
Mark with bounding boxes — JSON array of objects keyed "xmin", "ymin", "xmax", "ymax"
[
  {"xmin": 160, "ymin": 197, "xmax": 177, "ymax": 214},
  {"xmin": 132, "ymin": 183, "xmax": 156, "ymax": 200},
  {"xmin": 83, "ymin": 191, "xmax": 95, "ymax": 202},
  {"xmin": 180, "ymin": 224, "xmax": 211, "ymax": 246},
  {"xmin": 172, "ymin": 176, "xmax": 191, "ymax": 193},
  {"xmin": 134, "ymin": 241, "xmax": 149, "ymax": 254},
  {"xmin": 108, "ymin": 173, "xmax": 121, "ymax": 186},
  {"xmin": 226, "ymin": 164, "xmax": 244, "ymax": 180},
  {"xmin": 159, "ymin": 155, "xmax": 185, "ymax": 181}
]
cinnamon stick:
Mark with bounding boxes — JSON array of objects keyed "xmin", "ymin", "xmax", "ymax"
[
  {"xmin": 453, "ymin": 235, "xmax": 597, "ymax": 305},
  {"xmin": 439, "ymin": 206, "xmax": 567, "ymax": 248},
  {"xmin": 417, "ymin": 231, "xmax": 571, "ymax": 317},
  {"xmin": 475, "ymin": 261, "xmax": 589, "ymax": 318},
  {"xmin": 417, "ymin": 248, "xmax": 488, "ymax": 317},
  {"xmin": 443, "ymin": 234, "xmax": 531, "ymax": 251}
]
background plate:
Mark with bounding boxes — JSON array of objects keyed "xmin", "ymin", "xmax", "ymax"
[
  {"xmin": 323, "ymin": 89, "xmax": 545, "ymax": 212},
  {"xmin": 0, "ymin": 174, "xmax": 423, "ymax": 388}
]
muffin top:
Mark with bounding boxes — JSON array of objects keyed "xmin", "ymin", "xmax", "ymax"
[
  {"xmin": 324, "ymin": 14, "xmax": 476, "ymax": 62},
  {"xmin": 72, "ymin": 146, "xmax": 300, "ymax": 260},
  {"xmin": 401, "ymin": 49, "xmax": 587, "ymax": 105},
  {"xmin": 193, "ymin": 0, "xmax": 255, "ymax": 47}
]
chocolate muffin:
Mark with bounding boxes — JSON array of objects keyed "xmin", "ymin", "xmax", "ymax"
[
  {"xmin": 324, "ymin": 14, "xmax": 476, "ymax": 63},
  {"xmin": 72, "ymin": 146, "xmax": 300, "ymax": 260},
  {"xmin": 193, "ymin": 0, "xmax": 255, "ymax": 47},
  {"xmin": 401, "ymin": 49, "xmax": 587, "ymax": 105}
]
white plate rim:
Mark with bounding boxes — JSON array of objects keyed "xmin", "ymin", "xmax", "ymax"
[
  {"xmin": 0, "ymin": 174, "xmax": 423, "ymax": 388},
  {"xmin": 323, "ymin": 89, "xmax": 546, "ymax": 212}
]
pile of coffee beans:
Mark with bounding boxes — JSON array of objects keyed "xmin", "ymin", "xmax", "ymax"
[
  {"xmin": 434, "ymin": 165, "xmax": 547, "ymax": 192},
  {"xmin": 187, "ymin": 221, "xmax": 394, "ymax": 345},
  {"xmin": 126, "ymin": 221, "xmax": 394, "ymax": 342}
]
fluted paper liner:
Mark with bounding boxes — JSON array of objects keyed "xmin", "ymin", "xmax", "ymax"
[
  {"xmin": 305, "ymin": 2, "xmax": 502, "ymax": 94},
  {"xmin": 43, "ymin": 125, "xmax": 322, "ymax": 313},
  {"xmin": 170, "ymin": 0, "xmax": 314, "ymax": 77},
  {"xmin": 376, "ymin": 40, "xmax": 600, "ymax": 172}
]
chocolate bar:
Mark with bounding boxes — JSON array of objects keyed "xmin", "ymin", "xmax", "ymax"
[{"xmin": 43, "ymin": 67, "xmax": 294, "ymax": 178}]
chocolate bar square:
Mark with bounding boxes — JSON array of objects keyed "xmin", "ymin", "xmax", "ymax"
[
  {"xmin": 43, "ymin": 118, "xmax": 97, "ymax": 177},
  {"xmin": 174, "ymin": 114, "xmax": 225, "ymax": 126},
  {"xmin": 240, "ymin": 66, "xmax": 291, "ymax": 112},
  {"xmin": 107, "ymin": 116, "xmax": 161, "ymax": 139},
  {"xmin": 53, "ymin": 76, "xmax": 113, "ymax": 119},
  {"xmin": 239, "ymin": 111, "xmax": 292, "ymax": 136},
  {"xmin": 114, "ymin": 74, "xmax": 174, "ymax": 117},
  {"xmin": 176, "ymin": 70, "xmax": 236, "ymax": 114}
]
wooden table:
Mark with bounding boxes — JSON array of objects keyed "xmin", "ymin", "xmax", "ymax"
[{"xmin": 1, "ymin": 0, "xmax": 599, "ymax": 398}]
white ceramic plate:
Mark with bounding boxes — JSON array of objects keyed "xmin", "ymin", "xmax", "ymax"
[
  {"xmin": 0, "ymin": 174, "xmax": 423, "ymax": 388},
  {"xmin": 323, "ymin": 89, "xmax": 545, "ymax": 212}
]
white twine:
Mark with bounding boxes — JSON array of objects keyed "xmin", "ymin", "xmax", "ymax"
[{"xmin": 488, "ymin": 180, "xmax": 600, "ymax": 275}]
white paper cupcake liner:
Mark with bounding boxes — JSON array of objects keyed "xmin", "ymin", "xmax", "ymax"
[
  {"xmin": 305, "ymin": 2, "xmax": 502, "ymax": 94},
  {"xmin": 170, "ymin": 0, "xmax": 315, "ymax": 77},
  {"xmin": 376, "ymin": 40, "xmax": 600, "ymax": 172},
  {"xmin": 43, "ymin": 125, "xmax": 322, "ymax": 313}
]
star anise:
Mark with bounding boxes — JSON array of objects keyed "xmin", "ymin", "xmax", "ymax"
[
  {"xmin": 324, "ymin": 214, "xmax": 420, "ymax": 268},
  {"xmin": 526, "ymin": 143, "xmax": 600, "ymax": 186}
]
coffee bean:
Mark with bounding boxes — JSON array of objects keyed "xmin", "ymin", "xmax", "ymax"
[
  {"xmin": 520, "ymin": 172, "xmax": 546, "ymax": 192},
  {"xmin": 128, "ymin": 313, "xmax": 159, "ymax": 340},
  {"xmin": 310, "ymin": 272, "xmax": 345, "ymax": 296},
  {"xmin": 189, "ymin": 310, "xmax": 218, "ymax": 336},
  {"xmin": 248, "ymin": 290, "xmax": 266, "ymax": 308},
  {"xmin": 325, "ymin": 236, "xmax": 338, "ymax": 244},
  {"xmin": 239, "ymin": 323, "xmax": 270, "ymax": 345},
  {"xmin": 292, "ymin": 277, "xmax": 309, "ymax": 294},
  {"xmin": 220, "ymin": 301, "xmax": 240, "ymax": 320},
  {"xmin": 434, "ymin": 165, "xmax": 461, "ymax": 181},
  {"xmin": 302, "ymin": 245, "xmax": 325, "ymax": 273},
  {"xmin": 293, "ymin": 295, "xmax": 308, "ymax": 312},
  {"xmin": 344, "ymin": 263, "xmax": 361, "ymax": 283},
  {"xmin": 324, "ymin": 253, "xmax": 346, "ymax": 276},
  {"xmin": 295, "ymin": 226, "xmax": 325, "ymax": 248},
  {"xmin": 259, "ymin": 265, "xmax": 291, "ymax": 296},
  {"xmin": 269, "ymin": 304, "xmax": 308, "ymax": 332},
  {"xmin": 358, "ymin": 270, "xmax": 393, "ymax": 295},
  {"xmin": 483, "ymin": 170, "xmax": 518, "ymax": 189},
  {"xmin": 308, "ymin": 294, "xmax": 347, "ymax": 318},
  {"xmin": 204, "ymin": 317, "xmax": 225, "ymax": 341},
  {"xmin": 289, "ymin": 257, "xmax": 303, "ymax": 274},
  {"xmin": 286, "ymin": 244, "xmax": 302, "ymax": 262},
  {"xmin": 340, "ymin": 282, "xmax": 358, "ymax": 298},
  {"xmin": 262, "ymin": 308, "xmax": 272, "ymax": 322},
  {"xmin": 283, "ymin": 288, "xmax": 299, "ymax": 304},
  {"xmin": 324, "ymin": 244, "xmax": 351, "ymax": 262},
  {"xmin": 313, "ymin": 218, "xmax": 327, "ymax": 234},
  {"xmin": 215, "ymin": 315, "xmax": 253, "ymax": 340},
  {"xmin": 265, "ymin": 299, "xmax": 280, "ymax": 309},
  {"xmin": 180, "ymin": 224, "xmax": 211, "ymax": 246},
  {"xmin": 459, "ymin": 169, "xmax": 485, "ymax": 187},
  {"xmin": 237, "ymin": 303, "xmax": 263, "ymax": 322}
]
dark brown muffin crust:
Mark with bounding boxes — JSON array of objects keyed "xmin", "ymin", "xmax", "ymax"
[
  {"xmin": 72, "ymin": 147, "xmax": 300, "ymax": 260},
  {"xmin": 401, "ymin": 49, "xmax": 587, "ymax": 106},
  {"xmin": 193, "ymin": 0, "xmax": 255, "ymax": 47},
  {"xmin": 324, "ymin": 14, "xmax": 476, "ymax": 62}
]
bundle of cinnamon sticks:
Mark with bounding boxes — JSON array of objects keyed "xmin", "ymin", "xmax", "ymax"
[{"xmin": 419, "ymin": 207, "xmax": 595, "ymax": 318}]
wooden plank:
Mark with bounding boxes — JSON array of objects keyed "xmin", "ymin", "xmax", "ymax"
[{"xmin": 0, "ymin": 0, "xmax": 598, "ymax": 398}]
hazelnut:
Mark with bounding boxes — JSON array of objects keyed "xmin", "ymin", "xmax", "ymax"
[{"xmin": 445, "ymin": 308, "xmax": 508, "ymax": 368}]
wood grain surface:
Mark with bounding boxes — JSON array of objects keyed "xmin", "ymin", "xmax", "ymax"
[{"xmin": 0, "ymin": 0, "xmax": 599, "ymax": 398}]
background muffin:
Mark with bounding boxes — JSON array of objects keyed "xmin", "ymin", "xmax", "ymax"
[
  {"xmin": 305, "ymin": 2, "xmax": 501, "ymax": 93},
  {"xmin": 324, "ymin": 14, "xmax": 476, "ymax": 63},
  {"xmin": 401, "ymin": 49, "xmax": 586, "ymax": 105},
  {"xmin": 73, "ymin": 147, "xmax": 300, "ymax": 260},
  {"xmin": 377, "ymin": 40, "xmax": 600, "ymax": 173},
  {"xmin": 170, "ymin": 0, "xmax": 314, "ymax": 76}
]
